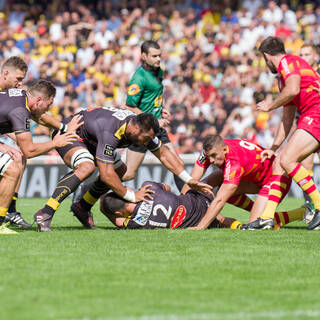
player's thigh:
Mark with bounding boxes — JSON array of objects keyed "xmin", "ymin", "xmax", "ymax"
[
  {"xmin": 301, "ymin": 153, "xmax": 314, "ymax": 172},
  {"xmin": 248, "ymin": 195, "xmax": 268, "ymax": 222},
  {"xmin": 280, "ymin": 129, "xmax": 319, "ymax": 164},
  {"xmin": 125, "ymin": 148, "xmax": 146, "ymax": 171}
]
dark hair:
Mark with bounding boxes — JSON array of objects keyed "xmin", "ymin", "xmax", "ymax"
[
  {"xmin": 203, "ymin": 134, "xmax": 225, "ymax": 152},
  {"xmin": 141, "ymin": 40, "xmax": 160, "ymax": 54},
  {"xmin": 133, "ymin": 113, "xmax": 160, "ymax": 135},
  {"xmin": 100, "ymin": 192, "xmax": 126, "ymax": 215},
  {"xmin": 1, "ymin": 56, "xmax": 28, "ymax": 73},
  {"xmin": 258, "ymin": 36, "xmax": 286, "ymax": 56},
  {"xmin": 28, "ymin": 80, "xmax": 56, "ymax": 100}
]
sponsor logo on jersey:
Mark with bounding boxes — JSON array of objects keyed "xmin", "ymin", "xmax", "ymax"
[
  {"xmin": 152, "ymin": 137, "xmax": 159, "ymax": 145},
  {"xmin": 8, "ymin": 88, "xmax": 23, "ymax": 97},
  {"xmin": 133, "ymin": 201, "xmax": 153, "ymax": 226},
  {"xmin": 154, "ymin": 95, "xmax": 162, "ymax": 107},
  {"xmin": 170, "ymin": 205, "xmax": 186, "ymax": 229},
  {"xmin": 103, "ymin": 144, "xmax": 115, "ymax": 156},
  {"xmin": 128, "ymin": 84, "xmax": 140, "ymax": 95},
  {"xmin": 25, "ymin": 118, "xmax": 30, "ymax": 130}
]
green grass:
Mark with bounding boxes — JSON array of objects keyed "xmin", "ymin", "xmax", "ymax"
[{"xmin": 1, "ymin": 197, "xmax": 320, "ymax": 320}]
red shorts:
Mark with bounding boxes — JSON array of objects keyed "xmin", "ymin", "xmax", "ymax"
[{"xmin": 297, "ymin": 111, "xmax": 320, "ymax": 142}]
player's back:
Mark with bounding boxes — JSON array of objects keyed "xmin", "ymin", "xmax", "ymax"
[
  {"xmin": 278, "ymin": 54, "xmax": 320, "ymax": 114},
  {"xmin": 223, "ymin": 139, "xmax": 273, "ymax": 185},
  {"xmin": 0, "ymin": 88, "xmax": 29, "ymax": 134},
  {"xmin": 127, "ymin": 181, "xmax": 213, "ymax": 229}
]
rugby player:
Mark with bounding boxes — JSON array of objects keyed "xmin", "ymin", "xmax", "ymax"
[
  {"xmin": 34, "ymin": 107, "xmax": 212, "ymax": 232},
  {"xmin": 186, "ymin": 135, "xmax": 307, "ymax": 230},
  {"xmin": 0, "ymin": 80, "xmax": 78, "ymax": 234},
  {"xmin": 100, "ymin": 178, "xmax": 242, "ymax": 230},
  {"xmin": 244, "ymin": 36, "xmax": 320, "ymax": 230}
]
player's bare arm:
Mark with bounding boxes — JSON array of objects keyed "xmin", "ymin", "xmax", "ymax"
[
  {"xmin": 257, "ymin": 75, "xmax": 300, "ymax": 112},
  {"xmin": 152, "ymin": 147, "xmax": 213, "ymax": 194},
  {"xmin": 261, "ymin": 104, "xmax": 296, "ymax": 161},
  {"xmin": 181, "ymin": 163, "xmax": 207, "ymax": 195},
  {"xmin": 34, "ymin": 113, "xmax": 83, "ymax": 133},
  {"xmin": 15, "ymin": 131, "xmax": 77, "ymax": 159},
  {"xmin": 190, "ymin": 183, "xmax": 238, "ymax": 230},
  {"xmin": 97, "ymin": 161, "xmax": 154, "ymax": 203},
  {"xmin": 125, "ymin": 105, "xmax": 143, "ymax": 115}
]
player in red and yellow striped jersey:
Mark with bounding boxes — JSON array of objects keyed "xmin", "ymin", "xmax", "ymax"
[{"xmin": 245, "ymin": 36, "xmax": 320, "ymax": 230}]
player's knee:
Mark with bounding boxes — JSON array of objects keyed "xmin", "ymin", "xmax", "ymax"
[
  {"xmin": 279, "ymin": 154, "xmax": 291, "ymax": 171},
  {"xmin": 74, "ymin": 161, "xmax": 95, "ymax": 180},
  {"xmin": 5, "ymin": 160, "xmax": 21, "ymax": 179}
]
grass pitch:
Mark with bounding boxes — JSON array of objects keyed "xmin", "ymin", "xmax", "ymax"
[{"xmin": 1, "ymin": 197, "xmax": 320, "ymax": 320}]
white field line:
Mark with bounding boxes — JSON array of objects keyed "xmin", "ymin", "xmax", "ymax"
[{"xmin": 61, "ymin": 309, "xmax": 320, "ymax": 320}]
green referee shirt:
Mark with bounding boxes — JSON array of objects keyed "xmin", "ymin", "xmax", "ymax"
[{"xmin": 126, "ymin": 65, "xmax": 163, "ymax": 119}]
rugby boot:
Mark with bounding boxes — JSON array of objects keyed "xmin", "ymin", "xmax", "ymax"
[
  {"xmin": 5, "ymin": 211, "xmax": 32, "ymax": 228},
  {"xmin": 0, "ymin": 222, "xmax": 18, "ymax": 235},
  {"xmin": 34, "ymin": 210, "xmax": 52, "ymax": 232},
  {"xmin": 71, "ymin": 202, "xmax": 96, "ymax": 229},
  {"xmin": 302, "ymin": 203, "xmax": 316, "ymax": 224},
  {"xmin": 307, "ymin": 210, "xmax": 320, "ymax": 230},
  {"xmin": 241, "ymin": 217, "xmax": 274, "ymax": 230}
]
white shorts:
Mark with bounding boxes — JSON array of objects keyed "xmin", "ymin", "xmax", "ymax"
[{"xmin": 0, "ymin": 151, "xmax": 13, "ymax": 176}]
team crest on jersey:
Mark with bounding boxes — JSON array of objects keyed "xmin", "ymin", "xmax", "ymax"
[
  {"xmin": 128, "ymin": 84, "xmax": 140, "ymax": 95},
  {"xmin": 8, "ymin": 88, "xmax": 23, "ymax": 97},
  {"xmin": 103, "ymin": 144, "xmax": 114, "ymax": 156},
  {"xmin": 170, "ymin": 205, "xmax": 186, "ymax": 229},
  {"xmin": 154, "ymin": 96, "xmax": 162, "ymax": 107},
  {"xmin": 198, "ymin": 151, "xmax": 207, "ymax": 165},
  {"xmin": 25, "ymin": 118, "xmax": 30, "ymax": 130}
]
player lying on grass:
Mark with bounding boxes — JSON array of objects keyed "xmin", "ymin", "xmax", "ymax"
[
  {"xmin": 34, "ymin": 107, "xmax": 212, "ymax": 232},
  {"xmin": 99, "ymin": 178, "xmax": 242, "ymax": 230},
  {"xmin": 0, "ymin": 80, "xmax": 80, "ymax": 234},
  {"xmin": 184, "ymin": 135, "xmax": 312, "ymax": 230}
]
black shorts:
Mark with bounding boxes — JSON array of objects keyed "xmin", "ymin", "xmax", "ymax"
[{"xmin": 128, "ymin": 128, "xmax": 170, "ymax": 153}]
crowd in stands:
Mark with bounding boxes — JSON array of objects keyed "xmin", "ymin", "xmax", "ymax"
[{"xmin": 1, "ymin": 0, "xmax": 320, "ymax": 154}]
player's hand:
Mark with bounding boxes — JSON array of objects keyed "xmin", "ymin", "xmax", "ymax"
[
  {"xmin": 0, "ymin": 144, "xmax": 23, "ymax": 161},
  {"xmin": 161, "ymin": 183, "xmax": 171, "ymax": 192},
  {"xmin": 134, "ymin": 184, "xmax": 155, "ymax": 202},
  {"xmin": 256, "ymin": 100, "xmax": 271, "ymax": 112},
  {"xmin": 261, "ymin": 149, "xmax": 274, "ymax": 162},
  {"xmin": 161, "ymin": 108, "xmax": 171, "ymax": 120},
  {"xmin": 53, "ymin": 131, "xmax": 78, "ymax": 148},
  {"xmin": 159, "ymin": 118, "xmax": 170, "ymax": 128},
  {"xmin": 67, "ymin": 114, "xmax": 84, "ymax": 133},
  {"xmin": 187, "ymin": 179, "xmax": 213, "ymax": 195}
]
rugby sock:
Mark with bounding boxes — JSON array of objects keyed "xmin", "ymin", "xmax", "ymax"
[
  {"xmin": 260, "ymin": 175, "xmax": 292, "ymax": 219},
  {"xmin": 43, "ymin": 171, "xmax": 81, "ymax": 216},
  {"xmin": 227, "ymin": 194, "xmax": 254, "ymax": 212},
  {"xmin": 274, "ymin": 207, "xmax": 305, "ymax": 227},
  {"xmin": 288, "ymin": 164, "xmax": 320, "ymax": 210},
  {"xmin": 230, "ymin": 220, "xmax": 243, "ymax": 229},
  {"xmin": 8, "ymin": 192, "xmax": 18, "ymax": 213},
  {"xmin": 0, "ymin": 207, "xmax": 8, "ymax": 225},
  {"xmin": 80, "ymin": 177, "xmax": 109, "ymax": 211}
]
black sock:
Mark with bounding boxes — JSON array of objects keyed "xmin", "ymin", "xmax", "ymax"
[
  {"xmin": 8, "ymin": 192, "xmax": 18, "ymax": 213},
  {"xmin": 43, "ymin": 171, "xmax": 81, "ymax": 216},
  {"xmin": 80, "ymin": 176, "xmax": 109, "ymax": 211}
]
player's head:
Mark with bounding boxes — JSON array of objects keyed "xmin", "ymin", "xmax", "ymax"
[
  {"xmin": 0, "ymin": 56, "xmax": 28, "ymax": 89},
  {"xmin": 203, "ymin": 134, "xmax": 227, "ymax": 167},
  {"xmin": 129, "ymin": 113, "xmax": 160, "ymax": 146},
  {"xmin": 27, "ymin": 80, "xmax": 56, "ymax": 117},
  {"xmin": 100, "ymin": 192, "xmax": 132, "ymax": 217},
  {"xmin": 259, "ymin": 36, "xmax": 286, "ymax": 74},
  {"xmin": 141, "ymin": 40, "xmax": 161, "ymax": 69},
  {"xmin": 299, "ymin": 44, "xmax": 319, "ymax": 68}
]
